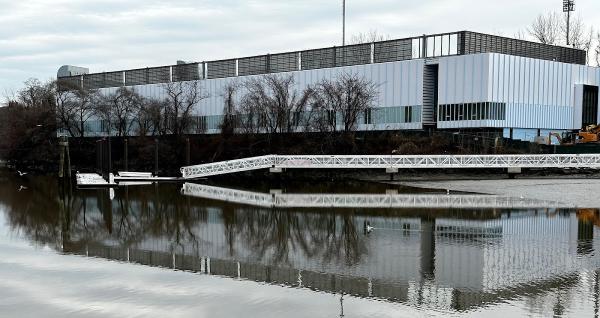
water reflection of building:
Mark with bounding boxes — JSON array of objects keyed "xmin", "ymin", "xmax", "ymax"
[
  {"xmin": 2, "ymin": 181, "xmax": 599, "ymax": 313},
  {"xmin": 54, "ymin": 187, "xmax": 600, "ymax": 312}
]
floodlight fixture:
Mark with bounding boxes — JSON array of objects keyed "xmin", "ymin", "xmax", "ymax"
[
  {"xmin": 562, "ymin": 0, "xmax": 575, "ymax": 12},
  {"xmin": 563, "ymin": 0, "xmax": 575, "ymax": 45}
]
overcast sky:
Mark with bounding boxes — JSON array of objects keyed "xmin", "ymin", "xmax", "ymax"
[{"xmin": 1, "ymin": 0, "xmax": 599, "ymax": 96}]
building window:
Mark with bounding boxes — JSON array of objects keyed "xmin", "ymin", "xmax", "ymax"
[
  {"xmin": 327, "ymin": 110, "xmax": 336, "ymax": 127},
  {"xmin": 438, "ymin": 102, "xmax": 507, "ymax": 122},
  {"xmin": 364, "ymin": 109, "xmax": 372, "ymax": 125},
  {"xmin": 196, "ymin": 116, "xmax": 207, "ymax": 132},
  {"xmin": 404, "ymin": 106, "xmax": 413, "ymax": 123}
]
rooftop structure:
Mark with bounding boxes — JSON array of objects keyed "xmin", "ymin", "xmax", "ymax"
[{"xmin": 58, "ymin": 31, "xmax": 586, "ymax": 90}]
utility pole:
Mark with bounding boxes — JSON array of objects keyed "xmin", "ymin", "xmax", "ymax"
[
  {"xmin": 342, "ymin": 0, "xmax": 346, "ymax": 46},
  {"xmin": 563, "ymin": 0, "xmax": 575, "ymax": 46}
]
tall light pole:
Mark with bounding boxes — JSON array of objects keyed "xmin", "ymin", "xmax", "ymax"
[
  {"xmin": 563, "ymin": 0, "xmax": 575, "ymax": 46},
  {"xmin": 342, "ymin": 0, "xmax": 346, "ymax": 46}
]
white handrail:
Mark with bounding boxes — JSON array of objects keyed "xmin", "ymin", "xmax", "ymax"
[{"xmin": 180, "ymin": 154, "xmax": 600, "ymax": 179}]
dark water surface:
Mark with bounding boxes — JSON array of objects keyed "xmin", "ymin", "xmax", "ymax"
[{"xmin": 1, "ymin": 171, "xmax": 600, "ymax": 317}]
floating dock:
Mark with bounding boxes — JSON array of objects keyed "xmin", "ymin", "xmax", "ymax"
[
  {"xmin": 76, "ymin": 173, "xmax": 116, "ymax": 187},
  {"xmin": 76, "ymin": 172, "xmax": 181, "ymax": 187}
]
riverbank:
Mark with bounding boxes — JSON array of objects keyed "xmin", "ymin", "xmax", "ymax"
[
  {"xmin": 3, "ymin": 130, "xmax": 550, "ymax": 175},
  {"xmin": 384, "ymin": 178, "xmax": 600, "ymax": 208}
]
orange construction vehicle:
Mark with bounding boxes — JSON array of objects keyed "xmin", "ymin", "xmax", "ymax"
[
  {"xmin": 578, "ymin": 124, "xmax": 600, "ymax": 143},
  {"xmin": 547, "ymin": 131, "xmax": 575, "ymax": 145}
]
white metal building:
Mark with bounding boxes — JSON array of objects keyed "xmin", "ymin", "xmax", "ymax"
[{"xmin": 57, "ymin": 31, "xmax": 600, "ymax": 141}]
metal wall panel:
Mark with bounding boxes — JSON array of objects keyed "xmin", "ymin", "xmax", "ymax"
[
  {"xmin": 124, "ymin": 67, "xmax": 170, "ymax": 86},
  {"xmin": 374, "ymin": 39, "xmax": 412, "ymax": 63},
  {"xmin": 461, "ymin": 31, "xmax": 586, "ymax": 65},
  {"xmin": 172, "ymin": 63, "xmax": 200, "ymax": 82},
  {"xmin": 104, "ymin": 71, "xmax": 124, "ymax": 87},
  {"xmin": 301, "ymin": 48, "xmax": 335, "ymax": 70},
  {"xmin": 207, "ymin": 59, "xmax": 236, "ymax": 79},
  {"xmin": 335, "ymin": 44, "xmax": 371, "ymax": 67},
  {"xmin": 88, "ymin": 52, "xmax": 599, "ymax": 135},
  {"xmin": 125, "ymin": 69, "xmax": 147, "ymax": 86},
  {"xmin": 439, "ymin": 53, "xmax": 600, "ymax": 130},
  {"xmin": 147, "ymin": 67, "xmax": 171, "ymax": 84},
  {"xmin": 269, "ymin": 52, "xmax": 299, "ymax": 73},
  {"xmin": 83, "ymin": 73, "xmax": 104, "ymax": 90},
  {"xmin": 238, "ymin": 56, "xmax": 267, "ymax": 76},
  {"xmin": 57, "ymin": 76, "xmax": 82, "ymax": 90}
]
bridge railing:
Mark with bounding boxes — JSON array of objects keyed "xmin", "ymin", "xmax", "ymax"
[
  {"xmin": 181, "ymin": 183, "xmax": 572, "ymax": 209},
  {"xmin": 180, "ymin": 155, "xmax": 276, "ymax": 179},
  {"xmin": 180, "ymin": 154, "xmax": 600, "ymax": 179}
]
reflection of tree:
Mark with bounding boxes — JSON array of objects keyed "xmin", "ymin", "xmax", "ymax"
[
  {"xmin": 228, "ymin": 208, "xmax": 367, "ymax": 266},
  {"xmin": 1, "ymin": 175, "xmax": 366, "ymax": 269},
  {"xmin": 1, "ymin": 174, "xmax": 66, "ymax": 248},
  {"xmin": 0, "ymin": 176, "xmax": 207, "ymax": 255}
]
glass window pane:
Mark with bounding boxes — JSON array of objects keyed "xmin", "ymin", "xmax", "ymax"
[
  {"xmin": 427, "ymin": 37, "xmax": 435, "ymax": 57},
  {"xmin": 449, "ymin": 34, "xmax": 458, "ymax": 55},
  {"xmin": 435, "ymin": 36, "xmax": 443, "ymax": 56},
  {"xmin": 412, "ymin": 38, "xmax": 421, "ymax": 59}
]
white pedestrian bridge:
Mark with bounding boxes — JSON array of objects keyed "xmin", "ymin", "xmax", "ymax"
[
  {"xmin": 181, "ymin": 183, "xmax": 573, "ymax": 209},
  {"xmin": 180, "ymin": 154, "xmax": 600, "ymax": 179}
]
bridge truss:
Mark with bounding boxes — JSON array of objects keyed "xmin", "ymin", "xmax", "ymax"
[
  {"xmin": 180, "ymin": 154, "xmax": 600, "ymax": 179},
  {"xmin": 181, "ymin": 183, "xmax": 572, "ymax": 209}
]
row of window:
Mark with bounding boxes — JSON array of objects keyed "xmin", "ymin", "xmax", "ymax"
[
  {"xmin": 197, "ymin": 106, "xmax": 420, "ymax": 131},
  {"xmin": 71, "ymin": 106, "xmax": 421, "ymax": 135},
  {"xmin": 438, "ymin": 102, "xmax": 507, "ymax": 122}
]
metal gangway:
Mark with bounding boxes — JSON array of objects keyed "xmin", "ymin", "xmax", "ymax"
[
  {"xmin": 180, "ymin": 154, "xmax": 600, "ymax": 179},
  {"xmin": 181, "ymin": 183, "xmax": 573, "ymax": 209}
]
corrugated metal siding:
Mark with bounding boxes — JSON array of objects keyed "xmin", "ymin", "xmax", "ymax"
[
  {"xmin": 89, "ymin": 53, "xmax": 600, "ymax": 135},
  {"xmin": 92, "ymin": 59, "xmax": 424, "ymax": 133},
  {"xmin": 438, "ymin": 53, "xmax": 600, "ymax": 130}
]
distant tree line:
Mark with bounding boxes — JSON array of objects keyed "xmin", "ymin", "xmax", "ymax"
[
  {"xmin": 220, "ymin": 73, "xmax": 378, "ymax": 139},
  {"xmin": 2, "ymin": 72, "xmax": 378, "ymax": 142},
  {"xmin": 525, "ymin": 11, "xmax": 599, "ymax": 66}
]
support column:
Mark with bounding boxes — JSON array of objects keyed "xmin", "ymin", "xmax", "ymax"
[
  {"xmin": 270, "ymin": 167, "xmax": 283, "ymax": 173},
  {"xmin": 154, "ymin": 138, "xmax": 159, "ymax": 176},
  {"xmin": 507, "ymin": 167, "xmax": 522, "ymax": 179},
  {"xmin": 186, "ymin": 138, "xmax": 191, "ymax": 166},
  {"xmin": 386, "ymin": 168, "xmax": 398, "ymax": 181},
  {"xmin": 124, "ymin": 138, "xmax": 128, "ymax": 171}
]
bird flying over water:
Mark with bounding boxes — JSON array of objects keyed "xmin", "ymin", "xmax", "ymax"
[
  {"xmin": 17, "ymin": 185, "xmax": 28, "ymax": 191},
  {"xmin": 17, "ymin": 171, "xmax": 27, "ymax": 177}
]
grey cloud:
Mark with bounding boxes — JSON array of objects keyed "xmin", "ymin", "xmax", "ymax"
[{"xmin": 1, "ymin": 0, "xmax": 599, "ymax": 96}]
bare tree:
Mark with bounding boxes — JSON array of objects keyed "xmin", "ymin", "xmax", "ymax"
[
  {"xmin": 513, "ymin": 30, "xmax": 528, "ymax": 41},
  {"xmin": 528, "ymin": 12, "xmax": 561, "ymax": 45},
  {"xmin": 595, "ymin": 32, "xmax": 600, "ymax": 66},
  {"xmin": 312, "ymin": 73, "xmax": 378, "ymax": 133},
  {"xmin": 220, "ymin": 82, "xmax": 239, "ymax": 136},
  {"xmin": 237, "ymin": 84, "xmax": 260, "ymax": 134},
  {"xmin": 162, "ymin": 81, "xmax": 209, "ymax": 136},
  {"xmin": 70, "ymin": 88, "xmax": 100, "ymax": 137},
  {"xmin": 17, "ymin": 78, "xmax": 55, "ymax": 110},
  {"xmin": 54, "ymin": 81, "xmax": 79, "ymax": 137},
  {"xmin": 134, "ymin": 97, "xmax": 165, "ymax": 136},
  {"xmin": 240, "ymin": 74, "xmax": 313, "ymax": 136},
  {"xmin": 528, "ymin": 12, "xmax": 597, "ymax": 65},
  {"xmin": 98, "ymin": 87, "xmax": 143, "ymax": 137},
  {"xmin": 350, "ymin": 30, "xmax": 390, "ymax": 44}
]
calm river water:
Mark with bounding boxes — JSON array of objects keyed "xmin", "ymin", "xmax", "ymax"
[{"xmin": 1, "ymin": 171, "xmax": 600, "ymax": 317}]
